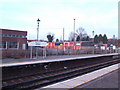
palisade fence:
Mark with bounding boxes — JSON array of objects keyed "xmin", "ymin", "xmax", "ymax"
[{"xmin": 1, "ymin": 47, "xmax": 119, "ymax": 59}]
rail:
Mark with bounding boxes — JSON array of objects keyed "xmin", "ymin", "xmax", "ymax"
[{"xmin": 2, "ymin": 54, "xmax": 120, "ymax": 89}]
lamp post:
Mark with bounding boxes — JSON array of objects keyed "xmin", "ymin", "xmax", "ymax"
[
  {"xmin": 37, "ymin": 18, "xmax": 40, "ymax": 41},
  {"xmin": 92, "ymin": 31, "xmax": 94, "ymax": 37},
  {"xmin": 74, "ymin": 19, "xmax": 76, "ymax": 44},
  {"xmin": 73, "ymin": 19, "xmax": 76, "ymax": 54},
  {"xmin": 92, "ymin": 31, "xmax": 94, "ymax": 54},
  {"xmin": 36, "ymin": 18, "xmax": 40, "ymax": 58}
]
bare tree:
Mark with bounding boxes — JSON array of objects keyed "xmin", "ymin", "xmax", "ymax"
[
  {"xmin": 76, "ymin": 27, "xmax": 88, "ymax": 41},
  {"xmin": 68, "ymin": 32, "xmax": 75, "ymax": 41},
  {"xmin": 69, "ymin": 27, "xmax": 88, "ymax": 41},
  {"xmin": 47, "ymin": 33, "xmax": 55, "ymax": 42}
]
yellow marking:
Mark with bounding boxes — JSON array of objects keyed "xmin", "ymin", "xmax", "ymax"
[{"xmin": 68, "ymin": 69, "xmax": 118, "ymax": 89}]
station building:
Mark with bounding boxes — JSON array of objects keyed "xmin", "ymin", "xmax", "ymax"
[{"xmin": 0, "ymin": 28, "xmax": 27, "ymax": 50}]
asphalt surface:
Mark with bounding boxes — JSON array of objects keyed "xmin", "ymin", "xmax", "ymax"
[
  {"xmin": 75, "ymin": 68, "xmax": 119, "ymax": 88},
  {"xmin": 1, "ymin": 54, "xmax": 95, "ymax": 64}
]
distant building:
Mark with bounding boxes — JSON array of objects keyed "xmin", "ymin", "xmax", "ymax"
[
  {"xmin": 0, "ymin": 28, "xmax": 27, "ymax": 50},
  {"xmin": 108, "ymin": 38, "xmax": 120, "ymax": 47}
]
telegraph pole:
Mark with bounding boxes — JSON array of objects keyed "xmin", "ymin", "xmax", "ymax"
[
  {"xmin": 63, "ymin": 28, "xmax": 65, "ymax": 54},
  {"xmin": 63, "ymin": 28, "xmax": 64, "ymax": 42},
  {"xmin": 92, "ymin": 31, "xmax": 95, "ymax": 54}
]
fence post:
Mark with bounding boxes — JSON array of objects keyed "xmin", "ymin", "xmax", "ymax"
[{"xmin": 30, "ymin": 46, "xmax": 33, "ymax": 59}]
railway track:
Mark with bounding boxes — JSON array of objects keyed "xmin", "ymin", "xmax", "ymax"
[{"xmin": 2, "ymin": 57, "xmax": 120, "ymax": 90}]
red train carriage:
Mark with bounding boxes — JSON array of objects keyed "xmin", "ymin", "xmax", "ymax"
[
  {"xmin": 46, "ymin": 41, "xmax": 94, "ymax": 50},
  {"xmin": 78, "ymin": 41, "xmax": 94, "ymax": 50}
]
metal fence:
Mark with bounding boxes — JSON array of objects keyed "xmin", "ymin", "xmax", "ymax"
[{"xmin": 1, "ymin": 47, "xmax": 120, "ymax": 59}]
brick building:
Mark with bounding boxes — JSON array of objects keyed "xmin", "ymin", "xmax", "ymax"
[
  {"xmin": 108, "ymin": 38, "xmax": 120, "ymax": 47},
  {"xmin": 0, "ymin": 28, "xmax": 27, "ymax": 50}
]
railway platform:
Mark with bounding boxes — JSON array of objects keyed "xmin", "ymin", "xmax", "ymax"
[
  {"xmin": 1, "ymin": 54, "xmax": 95, "ymax": 64},
  {"xmin": 41, "ymin": 63, "xmax": 119, "ymax": 89},
  {"xmin": 1, "ymin": 53, "xmax": 118, "ymax": 67},
  {"xmin": 74, "ymin": 68, "xmax": 119, "ymax": 88}
]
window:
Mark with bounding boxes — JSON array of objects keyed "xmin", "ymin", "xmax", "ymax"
[
  {"xmin": 12, "ymin": 35, "xmax": 16, "ymax": 37},
  {"xmin": 19, "ymin": 35, "xmax": 22, "ymax": 38},
  {"xmin": 0, "ymin": 41, "xmax": 6, "ymax": 48},
  {"xmin": 70, "ymin": 43, "xmax": 73, "ymax": 44},
  {"xmin": 2, "ymin": 34, "xmax": 8, "ymax": 37},
  {"xmin": 21, "ymin": 35, "xmax": 26, "ymax": 38},
  {"xmin": 16, "ymin": 35, "xmax": 19, "ymax": 37},
  {"xmin": 22, "ymin": 44, "xmax": 26, "ymax": 50},
  {"xmin": 0, "ymin": 34, "xmax": 26, "ymax": 38},
  {"xmin": 8, "ymin": 34, "xmax": 12, "ymax": 37},
  {"xmin": 81, "ymin": 42, "xmax": 94, "ymax": 47},
  {"xmin": 55, "ymin": 42, "xmax": 63, "ymax": 45},
  {"xmin": 8, "ymin": 42, "xmax": 17, "ymax": 48},
  {"xmin": 0, "ymin": 34, "xmax": 2, "ymax": 37}
]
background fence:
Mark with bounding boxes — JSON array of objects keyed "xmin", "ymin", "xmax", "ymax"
[{"xmin": 1, "ymin": 47, "xmax": 119, "ymax": 59}]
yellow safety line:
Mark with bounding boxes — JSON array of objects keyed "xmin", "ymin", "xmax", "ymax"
[{"xmin": 67, "ymin": 68, "xmax": 118, "ymax": 90}]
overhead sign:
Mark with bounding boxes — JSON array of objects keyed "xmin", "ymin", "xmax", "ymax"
[{"xmin": 28, "ymin": 41, "xmax": 48, "ymax": 47}]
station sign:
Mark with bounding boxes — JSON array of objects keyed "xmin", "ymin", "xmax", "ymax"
[{"xmin": 28, "ymin": 41, "xmax": 48, "ymax": 47}]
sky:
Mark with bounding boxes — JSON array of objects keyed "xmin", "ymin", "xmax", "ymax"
[{"xmin": 0, "ymin": 0, "xmax": 119, "ymax": 41}]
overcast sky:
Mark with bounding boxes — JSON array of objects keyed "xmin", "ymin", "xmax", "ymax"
[{"xmin": 0, "ymin": 0, "xmax": 119, "ymax": 41}]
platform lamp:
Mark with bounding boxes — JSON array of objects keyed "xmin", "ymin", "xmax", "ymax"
[
  {"xmin": 92, "ymin": 31, "xmax": 95, "ymax": 54},
  {"xmin": 36, "ymin": 18, "xmax": 40, "ymax": 58},
  {"xmin": 73, "ymin": 19, "xmax": 76, "ymax": 54},
  {"xmin": 37, "ymin": 18, "xmax": 40, "ymax": 41},
  {"xmin": 73, "ymin": 19, "xmax": 76, "ymax": 45}
]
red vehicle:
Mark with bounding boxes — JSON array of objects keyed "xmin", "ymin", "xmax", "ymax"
[
  {"xmin": 46, "ymin": 41, "xmax": 94, "ymax": 50},
  {"xmin": 77, "ymin": 41, "xmax": 94, "ymax": 50}
]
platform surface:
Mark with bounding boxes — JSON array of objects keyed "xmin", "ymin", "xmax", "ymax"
[
  {"xmin": 1, "ymin": 54, "xmax": 94, "ymax": 64},
  {"xmin": 1, "ymin": 53, "xmax": 118, "ymax": 67},
  {"xmin": 75, "ymin": 68, "xmax": 119, "ymax": 88},
  {"xmin": 40, "ymin": 63, "xmax": 119, "ymax": 89}
]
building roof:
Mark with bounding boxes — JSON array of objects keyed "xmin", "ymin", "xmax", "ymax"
[{"xmin": 0, "ymin": 28, "xmax": 27, "ymax": 36}]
